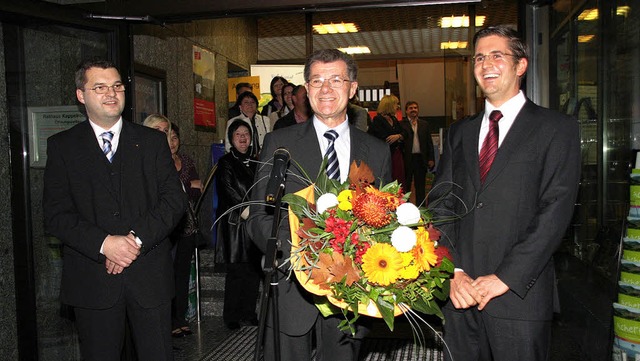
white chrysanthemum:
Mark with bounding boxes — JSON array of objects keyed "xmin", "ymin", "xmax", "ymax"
[
  {"xmin": 391, "ymin": 226, "xmax": 417, "ymax": 252},
  {"xmin": 396, "ymin": 203, "xmax": 421, "ymax": 225},
  {"xmin": 316, "ymin": 193, "xmax": 339, "ymax": 214}
]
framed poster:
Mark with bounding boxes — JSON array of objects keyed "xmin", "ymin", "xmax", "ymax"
[
  {"xmin": 133, "ymin": 64, "xmax": 167, "ymax": 124},
  {"xmin": 28, "ymin": 105, "xmax": 85, "ymax": 168},
  {"xmin": 193, "ymin": 45, "xmax": 216, "ymax": 129}
]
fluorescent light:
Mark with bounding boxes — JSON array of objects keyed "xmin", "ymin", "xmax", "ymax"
[
  {"xmin": 440, "ymin": 41, "xmax": 468, "ymax": 50},
  {"xmin": 578, "ymin": 35, "xmax": 595, "ymax": 43},
  {"xmin": 617, "ymin": 6, "xmax": 630, "ymax": 17},
  {"xmin": 440, "ymin": 15, "xmax": 485, "ymax": 28},
  {"xmin": 578, "ymin": 9, "xmax": 598, "ymax": 21},
  {"xmin": 338, "ymin": 46, "xmax": 371, "ymax": 54},
  {"xmin": 313, "ymin": 23, "xmax": 359, "ymax": 34}
]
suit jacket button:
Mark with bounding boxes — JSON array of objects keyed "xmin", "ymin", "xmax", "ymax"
[
  {"xmin": 476, "ymin": 202, "xmax": 484, "ymax": 209},
  {"xmin": 113, "ymin": 211, "xmax": 120, "ymax": 217}
]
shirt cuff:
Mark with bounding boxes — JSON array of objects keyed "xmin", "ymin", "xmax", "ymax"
[{"xmin": 454, "ymin": 268, "xmax": 465, "ymax": 273}]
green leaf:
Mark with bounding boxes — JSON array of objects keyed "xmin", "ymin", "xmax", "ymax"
[
  {"xmin": 375, "ymin": 296, "xmax": 397, "ymax": 331},
  {"xmin": 283, "ymin": 193, "xmax": 310, "ymax": 219},
  {"xmin": 314, "ymin": 296, "xmax": 341, "ymax": 317}
]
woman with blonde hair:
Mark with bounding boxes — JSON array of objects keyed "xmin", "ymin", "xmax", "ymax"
[
  {"xmin": 143, "ymin": 114, "xmax": 171, "ymax": 135},
  {"xmin": 367, "ymin": 94, "xmax": 407, "ymax": 185}
]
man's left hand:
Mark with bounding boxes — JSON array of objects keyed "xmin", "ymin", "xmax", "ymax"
[{"xmin": 471, "ymin": 274, "xmax": 509, "ymax": 310}]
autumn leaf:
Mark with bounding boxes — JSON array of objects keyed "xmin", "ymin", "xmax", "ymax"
[
  {"xmin": 348, "ymin": 160, "xmax": 375, "ymax": 191},
  {"xmin": 310, "ymin": 252, "xmax": 333, "ymax": 289},
  {"xmin": 329, "ymin": 253, "xmax": 361, "ymax": 286}
]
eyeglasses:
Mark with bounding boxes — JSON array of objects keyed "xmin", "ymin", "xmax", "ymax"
[
  {"xmin": 85, "ymin": 84, "xmax": 126, "ymax": 94},
  {"xmin": 307, "ymin": 76, "xmax": 350, "ymax": 88},
  {"xmin": 472, "ymin": 52, "xmax": 517, "ymax": 65}
]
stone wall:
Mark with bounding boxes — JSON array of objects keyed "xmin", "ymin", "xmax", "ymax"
[
  {"xmin": 0, "ymin": 24, "xmax": 18, "ymax": 361},
  {"xmin": 132, "ymin": 17, "xmax": 258, "ymax": 176}
]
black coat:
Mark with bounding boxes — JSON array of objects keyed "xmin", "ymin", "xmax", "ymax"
[{"xmin": 215, "ymin": 148, "xmax": 258, "ymax": 263}]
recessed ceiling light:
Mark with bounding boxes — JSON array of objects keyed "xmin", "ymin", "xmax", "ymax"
[
  {"xmin": 440, "ymin": 41, "xmax": 468, "ymax": 50},
  {"xmin": 578, "ymin": 35, "xmax": 595, "ymax": 43},
  {"xmin": 578, "ymin": 9, "xmax": 598, "ymax": 21},
  {"xmin": 313, "ymin": 23, "xmax": 359, "ymax": 34},
  {"xmin": 337, "ymin": 46, "xmax": 371, "ymax": 55},
  {"xmin": 440, "ymin": 15, "xmax": 486, "ymax": 28}
]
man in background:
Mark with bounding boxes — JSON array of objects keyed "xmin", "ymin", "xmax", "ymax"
[
  {"xmin": 430, "ymin": 25, "xmax": 580, "ymax": 361},
  {"xmin": 43, "ymin": 58, "xmax": 186, "ymax": 361},
  {"xmin": 401, "ymin": 100, "xmax": 434, "ymax": 206},
  {"xmin": 228, "ymin": 82, "xmax": 253, "ymax": 119},
  {"xmin": 273, "ymin": 84, "xmax": 312, "ymax": 130},
  {"xmin": 248, "ymin": 49, "xmax": 391, "ymax": 361}
]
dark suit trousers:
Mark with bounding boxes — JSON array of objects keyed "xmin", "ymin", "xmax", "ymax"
[
  {"xmin": 223, "ymin": 261, "xmax": 261, "ymax": 324},
  {"xmin": 172, "ymin": 233, "xmax": 196, "ymax": 329},
  {"xmin": 262, "ymin": 314, "xmax": 363, "ymax": 361},
  {"xmin": 406, "ymin": 153, "xmax": 428, "ymax": 206},
  {"xmin": 443, "ymin": 306, "xmax": 551, "ymax": 361},
  {"xmin": 74, "ymin": 288, "xmax": 173, "ymax": 361}
]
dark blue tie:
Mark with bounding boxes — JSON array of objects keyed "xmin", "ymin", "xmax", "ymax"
[
  {"xmin": 101, "ymin": 131, "xmax": 114, "ymax": 162},
  {"xmin": 324, "ymin": 130, "xmax": 340, "ymax": 180}
]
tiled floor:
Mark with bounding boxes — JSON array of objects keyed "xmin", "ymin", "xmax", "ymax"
[{"xmin": 171, "ymin": 313, "xmax": 591, "ymax": 360}]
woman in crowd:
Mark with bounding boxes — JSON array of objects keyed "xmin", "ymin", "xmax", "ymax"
[
  {"xmin": 215, "ymin": 121, "xmax": 261, "ymax": 330},
  {"xmin": 260, "ymin": 75, "xmax": 288, "ymax": 117},
  {"xmin": 143, "ymin": 113, "xmax": 171, "ymax": 134},
  {"xmin": 367, "ymin": 94, "xmax": 407, "ymax": 185},
  {"xmin": 268, "ymin": 82, "xmax": 294, "ymax": 127},
  {"xmin": 167, "ymin": 123, "xmax": 202, "ymax": 338},
  {"xmin": 225, "ymin": 91, "xmax": 272, "ymax": 158}
]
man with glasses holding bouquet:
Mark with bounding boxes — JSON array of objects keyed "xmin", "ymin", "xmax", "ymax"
[{"xmin": 43, "ymin": 58, "xmax": 186, "ymax": 361}]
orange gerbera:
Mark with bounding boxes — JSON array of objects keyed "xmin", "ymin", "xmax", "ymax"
[{"xmin": 412, "ymin": 227, "xmax": 439, "ymax": 271}]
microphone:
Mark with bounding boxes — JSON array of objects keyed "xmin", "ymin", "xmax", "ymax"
[{"xmin": 265, "ymin": 148, "xmax": 290, "ymax": 204}]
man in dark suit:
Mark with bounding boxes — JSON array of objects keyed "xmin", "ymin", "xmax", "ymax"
[
  {"xmin": 248, "ymin": 49, "xmax": 391, "ymax": 361},
  {"xmin": 429, "ymin": 26, "xmax": 580, "ymax": 361},
  {"xmin": 400, "ymin": 100, "xmax": 435, "ymax": 206},
  {"xmin": 273, "ymin": 84, "xmax": 312, "ymax": 130},
  {"xmin": 43, "ymin": 59, "xmax": 187, "ymax": 361}
]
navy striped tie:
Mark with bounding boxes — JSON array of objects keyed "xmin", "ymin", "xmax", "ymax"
[
  {"xmin": 478, "ymin": 110, "xmax": 502, "ymax": 183},
  {"xmin": 324, "ymin": 130, "xmax": 340, "ymax": 180},
  {"xmin": 101, "ymin": 131, "xmax": 114, "ymax": 162}
]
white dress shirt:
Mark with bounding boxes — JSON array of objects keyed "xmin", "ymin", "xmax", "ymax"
[
  {"xmin": 313, "ymin": 116, "xmax": 351, "ymax": 183},
  {"xmin": 478, "ymin": 91, "xmax": 526, "ymax": 153}
]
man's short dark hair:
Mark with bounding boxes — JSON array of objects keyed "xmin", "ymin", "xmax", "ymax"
[
  {"xmin": 304, "ymin": 49, "xmax": 358, "ymax": 83},
  {"xmin": 75, "ymin": 58, "xmax": 118, "ymax": 90},
  {"xmin": 473, "ymin": 25, "xmax": 529, "ymax": 62},
  {"xmin": 235, "ymin": 82, "xmax": 253, "ymax": 95},
  {"xmin": 405, "ymin": 100, "xmax": 419, "ymax": 111}
]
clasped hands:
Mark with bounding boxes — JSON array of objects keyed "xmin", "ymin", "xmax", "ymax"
[
  {"xmin": 449, "ymin": 271, "xmax": 509, "ymax": 310},
  {"xmin": 103, "ymin": 233, "xmax": 141, "ymax": 275}
]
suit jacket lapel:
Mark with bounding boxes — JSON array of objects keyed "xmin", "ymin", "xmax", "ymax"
[
  {"xmin": 482, "ymin": 100, "xmax": 537, "ymax": 187},
  {"xmin": 349, "ymin": 125, "xmax": 370, "ymax": 167},
  {"xmin": 462, "ymin": 114, "xmax": 483, "ymax": 191},
  {"xmin": 117, "ymin": 121, "xmax": 141, "ymax": 173}
]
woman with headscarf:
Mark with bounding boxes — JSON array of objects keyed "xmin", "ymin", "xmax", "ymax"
[{"xmin": 215, "ymin": 121, "xmax": 261, "ymax": 329}]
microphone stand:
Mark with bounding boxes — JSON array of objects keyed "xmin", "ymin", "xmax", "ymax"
[{"xmin": 254, "ymin": 187, "xmax": 284, "ymax": 361}]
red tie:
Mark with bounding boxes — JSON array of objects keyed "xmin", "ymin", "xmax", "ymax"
[{"xmin": 479, "ymin": 110, "xmax": 503, "ymax": 183}]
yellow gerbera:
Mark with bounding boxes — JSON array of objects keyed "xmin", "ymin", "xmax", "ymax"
[
  {"xmin": 399, "ymin": 253, "xmax": 420, "ymax": 280},
  {"xmin": 337, "ymin": 190, "xmax": 353, "ymax": 211},
  {"xmin": 412, "ymin": 227, "xmax": 438, "ymax": 271},
  {"xmin": 362, "ymin": 243, "xmax": 403, "ymax": 286}
]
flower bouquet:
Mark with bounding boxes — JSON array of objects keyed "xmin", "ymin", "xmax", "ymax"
[{"xmin": 283, "ymin": 160, "xmax": 454, "ymax": 334}]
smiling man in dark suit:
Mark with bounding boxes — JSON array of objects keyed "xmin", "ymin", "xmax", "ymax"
[
  {"xmin": 248, "ymin": 49, "xmax": 391, "ymax": 361},
  {"xmin": 430, "ymin": 26, "xmax": 580, "ymax": 361},
  {"xmin": 43, "ymin": 59, "xmax": 187, "ymax": 361}
]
